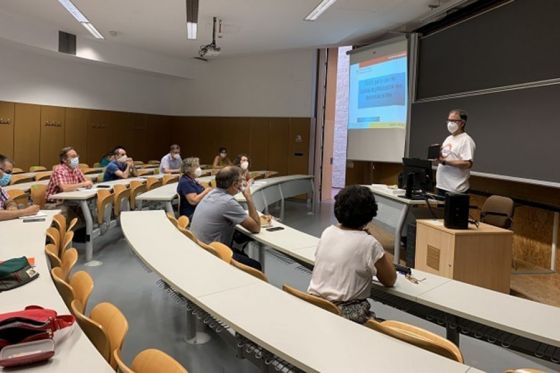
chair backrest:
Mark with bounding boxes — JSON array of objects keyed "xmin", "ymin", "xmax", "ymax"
[
  {"xmin": 366, "ymin": 320, "xmax": 464, "ymax": 363},
  {"xmin": 282, "ymin": 284, "xmax": 341, "ymax": 315},
  {"xmin": 29, "ymin": 166, "xmax": 47, "ymax": 172},
  {"xmin": 11, "ymin": 167, "xmax": 24, "ymax": 174},
  {"xmin": 177, "ymin": 215, "xmax": 189, "ymax": 229},
  {"xmin": 70, "ymin": 300, "xmax": 111, "ymax": 363},
  {"xmin": 162, "ymin": 174, "xmax": 179, "ymax": 185},
  {"xmin": 231, "ymin": 259, "xmax": 268, "ymax": 282},
  {"xmin": 209, "ymin": 179, "xmax": 217, "ymax": 188},
  {"xmin": 146, "ymin": 177, "xmax": 162, "ymax": 191},
  {"xmin": 133, "ymin": 161, "xmax": 144, "ymax": 166},
  {"xmin": 30, "ymin": 184, "xmax": 47, "ymax": 208},
  {"xmin": 45, "ymin": 243, "xmax": 61, "ymax": 268},
  {"xmin": 67, "ymin": 217, "xmax": 78, "ymax": 232},
  {"xmin": 208, "ymin": 242, "xmax": 234, "ymax": 263},
  {"xmin": 147, "ymin": 160, "xmax": 160, "ymax": 165},
  {"xmin": 52, "ymin": 214, "xmax": 67, "ymax": 238},
  {"xmin": 132, "ymin": 349, "xmax": 188, "ymax": 373},
  {"xmin": 97, "ymin": 190, "xmax": 113, "ymax": 225},
  {"xmin": 249, "ymin": 171, "xmax": 266, "ymax": 180},
  {"xmin": 129, "ymin": 181, "xmax": 147, "ymax": 210},
  {"xmin": 46, "ymin": 227, "xmax": 61, "ymax": 251},
  {"xmin": 113, "ymin": 186, "xmax": 131, "ymax": 216},
  {"xmin": 60, "ymin": 248, "xmax": 78, "ymax": 281},
  {"xmin": 166, "ymin": 212, "xmax": 179, "ymax": 228},
  {"xmin": 69, "ymin": 271, "xmax": 94, "ymax": 315},
  {"xmin": 78, "ymin": 163, "xmax": 90, "ymax": 171},
  {"xmin": 178, "ymin": 227, "xmax": 198, "ymax": 243},
  {"xmin": 60, "ymin": 231, "xmax": 75, "ymax": 257},
  {"xmin": 34, "ymin": 171, "xmax": 51, "ymax": 181},
  {"xmin": 6, "ymin": 189, "xmax": 28, "ymax": 206},
  {"xmin": 83, "ymin": 168, "xmax": 101, "ymax": 175},
  {"xmin": 93, "ymin": 162, "xmax": 102, "ymax": 168},
  {"xmin": 51, "ymin": 267, "xmax": 74, "ymax": 309},
  {"xmin": 137, "ymin": 169, "xmax": 155, "ymax": 177},
  {"xmin": 265, "ymin": 171, "xmax": 278, "ymax": 178},
  {"xmin": 113, "ymin": 350, "xmax": 135, "ymax": 373},
  {"xmin": 90, "ymin": 302, "xmax": 129, "ymax": 369},
  {"xmin": 480, "ymin": 195, "xmax": 515, "ymax": 229},
  {"xmin": 10, "ymin": 175, "xmax": 34, "ymax": 185}
]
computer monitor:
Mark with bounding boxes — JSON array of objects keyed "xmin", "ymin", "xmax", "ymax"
[{"xmin": 399, "ymin": 158, "xmax": 434, "ymax": 198}]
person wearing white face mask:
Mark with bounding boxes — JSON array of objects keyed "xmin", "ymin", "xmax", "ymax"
[
  {"xmin": 160, "ymin": 144, "xmax": 182, "ymax": 174},
  {"xmin": 177, "ymin": 157, "xmax": 212, "ymax": 219},
  {"xmin": 436, "ymin": 109, "xmax": 476, "ymax": 195},
  {"xmin": 103, "ymin": 146, "xmax": 136, "ymax": 182},
  {"xmin": 212, "ymin": 147, "xmax": 232, "ymax": 169},
  {"xmin": 0, "ymin": 154, "xmax": 40, "ymax": 221},
  {"xmin": 46, "ymin": 147, "xmax": 93, "ymax": 202},
  {"xmin": 234, "ymin": 153, "xmax": 252, "ymax": 183}
]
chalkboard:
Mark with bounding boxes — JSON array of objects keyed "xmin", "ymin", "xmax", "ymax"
[{"xmin": 409, "ymin": 84, "xmax": 560, "ymax": 184}]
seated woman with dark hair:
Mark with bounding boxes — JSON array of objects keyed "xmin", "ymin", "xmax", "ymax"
[
  {"xmin": 233, "ymin": 153, "xmax": 251, "ymax": 182},
  {"xmin": 308, "ymin": 185, "xmax": 396, "ymax": 324},
  {"xmin": 212, "ymin": 147, "xmax": 232, "ymax": 169}
]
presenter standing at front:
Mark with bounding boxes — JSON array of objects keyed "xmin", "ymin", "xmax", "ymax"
[{"xmin": 436, "ymin": 109, "xmax": 476, "ymax": 195}]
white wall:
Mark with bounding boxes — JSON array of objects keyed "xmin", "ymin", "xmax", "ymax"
[
  {"xmin": 0, "ymin": 38, "xmax": 316, "ymax": 118},
  {"xmin": 170, "ymin": 49, "xmax": 317, "ymax": 117}
]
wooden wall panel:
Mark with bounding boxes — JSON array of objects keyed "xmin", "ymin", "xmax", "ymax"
[
  {"xmin": 65, "ymin": 108, "xmax": 89, "ymax": 164},
  {"xmin": 0, "ymin": 102, "xmax": 15, "ymax": 159},
  {"xmin": 87, "ymin": 110, "xmax": 112, "ymax": 167},
  {"xmin": 147, "ymin": 115, "xmax": 172, "ymax": 162},
  {"xmin": 288, "ymin": 118, "xmax": 311, "ymax": 175},
  {"xmin": 223, "ymin": 117, "xmax": 251, "ymax": 162},
  {"xmin": 14, "ymin": 103, "xmax": 40, "ymax": 171},
  {"xmin": 40, "ymin": 106, "xmax": 65, "ymax": 168},
  {"xmin": 268, "ymin": 118, "xmax": 290, "ymax": 176},
  {"xmin": 249, "ymin": 118, "xmax": 270, "ymax": 170}
]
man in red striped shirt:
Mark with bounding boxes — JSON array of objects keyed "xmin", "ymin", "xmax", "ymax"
[{"xmin": 46, "ymin": 147, "xmax": 93, "ymax": 202}]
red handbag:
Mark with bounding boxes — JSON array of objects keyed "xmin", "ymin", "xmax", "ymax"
[{"xmin": 0, "ymin": 305, "xmax": 75, "ymax": 350}]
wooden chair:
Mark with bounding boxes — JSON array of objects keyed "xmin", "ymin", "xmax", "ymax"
[
  {"xmin": 71, "ymin": 300, "xmax": 111, "ymax": 363},
  {"xmin": 209, "ymin": 179, "xmax": 217, "ymax": 188},
  {"xmin": 249, "ymin": 171, "xmax": 266, "ymax": 180},
  {"xmin": 60, "ymin": 248, "xmax": 78, "ymax": 281},
  {"xmin": 162, "ymin": 174, "xmax": 179, "ymax": 185},
  {"xmin": 177, "ymin": 215, "xmax": 189, "ymax": 229},
  {"xmin": 93, "ymin": 162, "xmax": 102, "ymax": 168},
  {"xmin": 46, "ymin": 227, "xmax": 61, "ymax": 252},
  {"xmin": 6, "ymin": 189, "xmax": 28, "ymax": 206},
  {"xmin": 365, "ymin": 319, "xmax": 464, "ymax": 363},
  {"xmin": 129, "ymin": 181, "xmax": 147, "ymax": 210},
  {"xmin": 282, "ymin": 284, "xmax": 341, "ymax": 315},
  {"xmin": 133, "ymin": 161, "xmax": 145, "ymax": 167},
  {"xmin": 34, "ymin": 171, "xmax": 51, "ymax": 181},
  {"xmin": 89, "ymin": 302, "xmax": 129, "ymax": 369},
  {"xmin": 52, "ymin": 214, "xmax": 67, "ymax": 238},
  {"xmin": 51, "ymin": 267, "xmax": 74, "ymax": 309},
  {"xmin": 208, "ymin": 242, "xmax": 233, "ymax": 263},
  {"xmin": 69, "ymin": 271, "xmax": 94, "ymax": 314},
  {"xmin": 114, "ymin": 349, "xmax": 188, "ymax": 373},
  {"xmin": 78, "ymin": 163, "xmax": 90, "ymax": 172},
  {"xmin": 11, "ymin": 167, "xmax": 23, "ymax": 174},
  {"xmin": 146, "ymin": 177, "xmax": 162, "ymax": 191},
  {"xmin": 113, "ymin": 185, "xmax": 131, "ymax": 216},
  {"xmin": 265, "ymin": 171, "xmax": 278, "ymax": 178},
  {"xmin": 45, "ymin": 243, "xmax": 61, "ymax": 268},
  {"xmin": 97, "ymin": 190, "xmax": 113, "ymax": 225},
  {"xmin": 83, "ymin": 168, "xmax": 101, "ymax": 175},
  {"xmin": 29, "ymin": 166, "xmax": 47, "ymax": 172},
  {"xmin": 68, "ymin": 217, "xmax": 78, "ymax": 232},
  {"xmin": 136, "ymin": 169, "xmax": 155, "ymax": 177},
  {"xmin": 30, "ymin": 184, "xmax": 47, "ymax": 208},
  {"xmin": 166, "ymin": 212, "xmax": 179, "ymax": 228},
  {"xmin": 178, "ymin": 227, "xmax": 198, "ymax": 243},
  {"xmin": 60, "ymin": 231, "xmax": 75, "ymax": 257},
  {"xmin": 231, "ymin": 259, "xmax": 268, "ymax": 282},
  {"xmin": 147, "ymin": 160, "xmax": 160, "ymax": 165},
  {"xmin": 10, "ymin": 174, "xmax": 34, "ymax": 185}
]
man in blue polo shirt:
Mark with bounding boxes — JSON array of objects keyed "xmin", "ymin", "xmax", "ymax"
[{"xmin": 103, "ymin": 146, "xmax": 136, "ymax": 182}]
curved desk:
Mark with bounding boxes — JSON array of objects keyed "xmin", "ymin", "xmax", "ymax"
[
  {"xmin": 121, "ymin": 210, "xmax": 477, "ymax": 373},
  {"xmin": 0, "ymin": 211, "xmax": 113, "ymax": 372}
]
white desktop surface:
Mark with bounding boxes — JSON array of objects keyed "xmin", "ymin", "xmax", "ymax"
[{"xmin": 0, "ymin": 211, "xmax": 113, "ymax": 372}]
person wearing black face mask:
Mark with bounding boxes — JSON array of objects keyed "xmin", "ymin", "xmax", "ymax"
[
  {"xmin": 436, "ymin": 109, "xmax": 476, "ymax": 196},
  {"xmin": 0, "ymin": 154, "xmax": 40, "ymax": 221}
]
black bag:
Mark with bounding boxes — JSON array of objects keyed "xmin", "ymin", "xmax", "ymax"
[{"xmin": 0, "ymin": 257, "xmax": 39, "ymax": 292}]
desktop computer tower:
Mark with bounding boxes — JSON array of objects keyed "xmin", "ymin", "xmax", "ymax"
[{"xmin": 444, "ymin": 193, "xmax": 470, "ymax": 229}]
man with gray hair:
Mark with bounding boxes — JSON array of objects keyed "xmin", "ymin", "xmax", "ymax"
[
  {"xmin": 191, "ymin": 166, "xmax": 262, "ymax": 269},
  {"xmin": 160, "ymin": 144, "xmax": 182, "ymax": 174}
]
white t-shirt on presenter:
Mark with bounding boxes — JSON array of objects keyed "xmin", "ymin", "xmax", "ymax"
[{"xmin": 436, "ymin": 132, "xmax": 476, "ymax": 193}]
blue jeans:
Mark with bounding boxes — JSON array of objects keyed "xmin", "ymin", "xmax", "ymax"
[{"xmin": 232, "ymin": 252, "xmax": 262, "ymax": 271}]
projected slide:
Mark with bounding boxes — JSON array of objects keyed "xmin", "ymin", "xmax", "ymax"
[{"xmin": 348, "ymin": 51, "xmax": 407, "ymax": 129}]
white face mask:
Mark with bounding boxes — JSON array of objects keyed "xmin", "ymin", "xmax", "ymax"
[
  {"xmin": 118, "ymin": 155, "xmax": 128, "ymax": 163},
  {"xmin": 173, "ymin": 153, "xmax": 181, "ymax": 160},
  {"xmin": 447, "ymin": 121, "xmax": 460, "ymax": 134},
  {"xmin": 69, "ymin": 157, "xmax": 79, "ymax": 169},
  {"xmin": 220, "ymin": 152, "xmax": 227, "ymax": 159},
  {"xmin": 194, "ymin": 167, "xmax": 202, "ymax": 177},
  {"xmin": 240, "ymin": 161, "xmax": 249, "ymax": 170}
]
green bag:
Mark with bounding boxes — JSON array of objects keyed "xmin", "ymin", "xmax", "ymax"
[{"xmin": 0, "ymin": 257, "xmax": 39, "ymax": 292}]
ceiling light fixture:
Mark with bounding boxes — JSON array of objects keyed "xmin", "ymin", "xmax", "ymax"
[
  {"xmin": 186, "ymin": 0, "xmax": 199, "ymax": 40},
  {"xmin": 57, "ymin": 0, "xmax": 104, "ymax": 39},
  {"xmin": 304, "ymin": 0, "xmax": 337, "ymax": 21}
]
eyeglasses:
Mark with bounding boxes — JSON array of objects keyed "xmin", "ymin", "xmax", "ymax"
[{"xmin": 447, "ymin": 119, "xmax": 463, "ymax": 123}]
